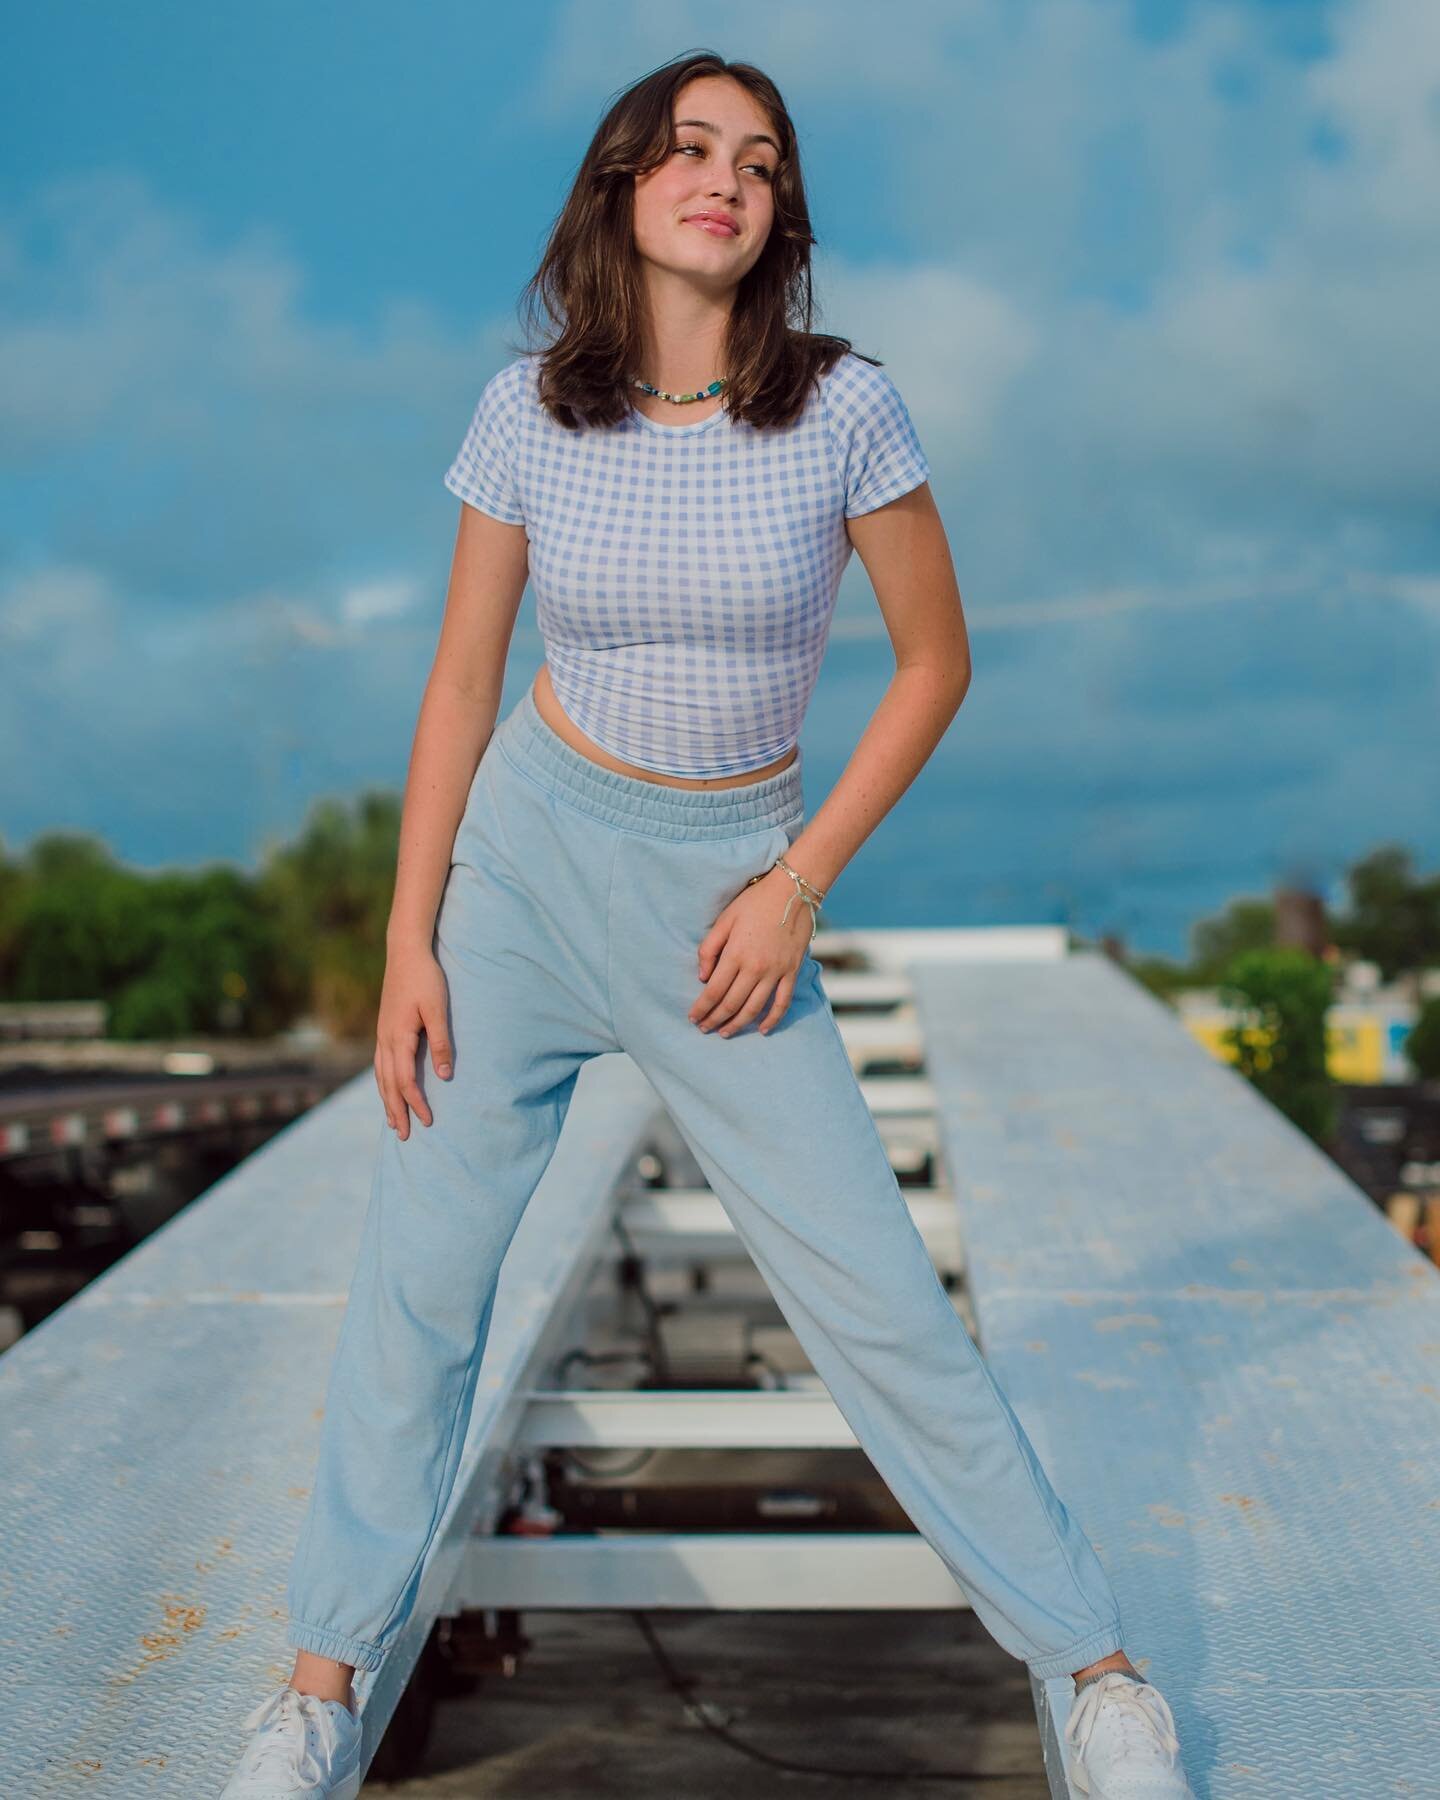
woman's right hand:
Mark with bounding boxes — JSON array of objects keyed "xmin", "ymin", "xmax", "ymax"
[{"xmin": 374, "ymin": 940, "xmax": 454, "ymax": 1141}]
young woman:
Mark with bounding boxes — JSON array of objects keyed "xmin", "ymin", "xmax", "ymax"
[{"xmin": 223, "ymin": 50, "xmax": 1194, "ymax": 1800}]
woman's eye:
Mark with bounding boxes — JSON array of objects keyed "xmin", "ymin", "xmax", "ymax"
[{"xmin": 675, "ymin": 143, "xmax": 774, "ymax": 181}]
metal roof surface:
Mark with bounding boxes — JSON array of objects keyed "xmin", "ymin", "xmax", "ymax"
[
  {"xmin": 0, "ymin": 1055, "xmax": 658, "ymax": 1795},
  {"xmin": 910, "ymin": 951, "xmax": 1440, "ymax": 1797}
]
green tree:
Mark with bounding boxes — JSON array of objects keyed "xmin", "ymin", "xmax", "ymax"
[
  {"xmin": 1332, "ymin": 845, "xmax": 1440, "ymax": 982},
  {"xmin": 1190, "ymin": 898, "xmax": 1277, "ymax": 984},
  {"xmin": 256, "ymin": 790, "xmax": 401, "ymax": 1040},
  {"xmin": 1403, "ymin": 996, "xmax": 1440, "ymax": 1081},
  {"xmin": 0, "ymin": 833, "xmax": 34, "ymax": 991},
  {"xmin": 2, "ymin": 832, "xmax": 301, "ymax": 1040},
  {"xmin": 1218, "ymin": 947, "xmax": 1337, "ymax": 1145},
  {"xmin": 1125, "ymin": 953, "xmax": 1194, "ymax": 1003}
]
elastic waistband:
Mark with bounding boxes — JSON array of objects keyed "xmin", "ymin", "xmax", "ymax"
[{"xmin": 492, "ymin": 684, "xmax": 805, "ymax": 840}]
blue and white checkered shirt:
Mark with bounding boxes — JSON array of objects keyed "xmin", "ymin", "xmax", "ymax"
[{"xmin": 443, "ymin": 351, "xmax": 931, "ymax": 778}]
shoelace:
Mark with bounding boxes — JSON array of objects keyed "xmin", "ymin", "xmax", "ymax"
[
  {"xmin": 1064, "ymin": 1672, "xmax": 1181, "ymax": 1769},
  {"xmin": 235, "ymin": 1686, "xmax": 348, "ymax": 1788}
]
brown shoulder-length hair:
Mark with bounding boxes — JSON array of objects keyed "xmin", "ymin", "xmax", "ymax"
[{"xmin": 508, "ymin": 48, "xmax": 879, "ymax": 432}]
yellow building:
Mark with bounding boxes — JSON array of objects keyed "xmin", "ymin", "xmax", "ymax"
[{"xmin": 1176, "ymin": 995, "xmax": 1416, "ymax": 1084}]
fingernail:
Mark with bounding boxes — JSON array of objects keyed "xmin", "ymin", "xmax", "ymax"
[{"xmin": 437, "ymin": 1064, "xmax": 452, "ymax": 1078}]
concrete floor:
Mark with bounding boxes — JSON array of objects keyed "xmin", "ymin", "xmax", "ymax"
[{"xmin": 372, "ymin": 1605, "xmax": 1052, "ymax": 1797}]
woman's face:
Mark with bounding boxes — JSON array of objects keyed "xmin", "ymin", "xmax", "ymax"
[{"xmin": 632, "ymin": 75, "xmax": 779, "ymax": 295}]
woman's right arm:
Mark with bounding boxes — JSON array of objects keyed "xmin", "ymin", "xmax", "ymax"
[{"xmin": 376, "ymin": 503, "xmax": 530, "ymax": 1140}]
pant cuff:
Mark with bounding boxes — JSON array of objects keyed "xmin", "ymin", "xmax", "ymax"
[
  {"xmin": 1025, "ymin": 1617, "xmax": 1126, "ymax": 1681},
  {"xmin": 287, "ymin": 1618, "xmax": 387, "ymax": 1673}
]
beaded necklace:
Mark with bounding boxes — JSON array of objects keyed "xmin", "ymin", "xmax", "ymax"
[{"xmin": 631, "ymin": 376, "xmax": 727, "ymax": 405}]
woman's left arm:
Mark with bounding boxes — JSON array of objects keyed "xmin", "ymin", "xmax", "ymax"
[
  {"xmin": 691, "ymin": 481, "xmax": 971, "ymax": 1035},
  {"xmin": 780, "ymin": 480, "xmax": 971, "ymax": 897}
]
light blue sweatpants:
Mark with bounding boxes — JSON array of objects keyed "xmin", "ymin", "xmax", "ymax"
[{"xmin": 286, "ymin": 683, "xmax": 1125, "ymax": 1681}]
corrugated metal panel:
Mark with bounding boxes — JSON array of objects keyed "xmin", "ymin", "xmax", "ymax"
[
  {"xmin": 912, "ymin": 951, "xmax": 1440, "ymax": 1797},
  {"xmin": 0, "ymin": 1056, "xmax": 658, "ymax": 1796}
]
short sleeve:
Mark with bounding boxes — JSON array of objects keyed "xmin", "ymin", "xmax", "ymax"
[
  {"xmin": 824, "ymin": 355, "xmax": 931, "ymax": 518},
  {"xmin": 443, "ymin": 366, "xmax": 525, "ymax": 525}
]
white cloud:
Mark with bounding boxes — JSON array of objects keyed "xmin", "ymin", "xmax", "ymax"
[
  {"xmin": 340, "ymin": 577, "xmax": 423, "ymax": 629},
  {"xmin": 0, "ymin": 564, "xmax": 114, "ymax": 642},
  {"xmin": 812, "ymin": 257, "xmax": 1037, "ymax": 457}
]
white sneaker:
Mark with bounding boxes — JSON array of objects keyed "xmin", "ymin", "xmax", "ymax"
[
  {"xmin": 1064, "ymin": 1671, "xmax": 1195, "ymax": 1798},
  {"xmin": 220, "ymin": 1684, "xmax": 363, "ymax": 1798}
]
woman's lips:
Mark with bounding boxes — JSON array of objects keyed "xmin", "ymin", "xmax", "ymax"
[{"xmin": 685, "ymin": 216, "xmax": 739, "ymax": 237}]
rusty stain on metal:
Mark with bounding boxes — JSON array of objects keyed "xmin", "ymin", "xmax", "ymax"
[
  {"xmin": 1146, "ymin": 1502, "xmax": 1192, "ymax": 1530},
  {"xmin": 1218, "ymin": 1493, "xmax": 1271, "ymax": 1534},
  {"xmin": 109, "ymin": 1597, "xmax": 207, "ymax": 1687}
]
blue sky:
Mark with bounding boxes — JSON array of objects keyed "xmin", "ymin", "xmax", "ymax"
[{"xmin": 2, "ymin": 0, "xmax": 1437, "ymax": 958}]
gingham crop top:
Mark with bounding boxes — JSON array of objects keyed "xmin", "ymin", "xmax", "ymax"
[{"xmin": 442, "ymin": 349, "xmax": 931, "ymax": 778}]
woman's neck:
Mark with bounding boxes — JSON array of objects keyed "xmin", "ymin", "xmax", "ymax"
[{"xmin": 636, "ymin": 271, "xmax": 734, "ymax": 390}]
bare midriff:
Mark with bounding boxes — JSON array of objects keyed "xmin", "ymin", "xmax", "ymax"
[{"xmin": 530, "ymin": 664, "xmax": 798, "ymax": 791}]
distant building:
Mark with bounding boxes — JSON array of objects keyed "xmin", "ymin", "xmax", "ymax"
[{"xmin": 1174, "ymin": 968, "xmax": 1418, "ymax": 1085}]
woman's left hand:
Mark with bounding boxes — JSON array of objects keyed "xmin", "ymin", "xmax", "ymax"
[{"xmin": 690, "ymin": 866, "xmax": 815, "ymax": 1037}]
